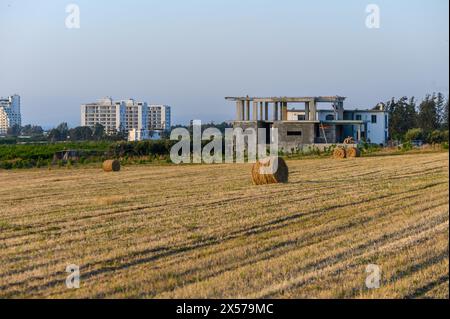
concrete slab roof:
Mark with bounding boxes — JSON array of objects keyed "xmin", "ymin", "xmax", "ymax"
[
  {"xmin": 225, "ymin": 96, "xmax": 346, "ymax": 103},
  {"xmin": 288, "ymin": 109, "xmax": 386, "ymax": 113}
]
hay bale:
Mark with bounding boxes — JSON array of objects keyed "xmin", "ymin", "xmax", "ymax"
[
  {"xmin": 346, "ymin": 147, "xmax": 361, "ymax": 158},
  {"xmin": 343, "ymin": 137, "xmax": 355, "ymax": 145},
  {"xmin": 102, "ymin": 159, "xmax": 121, "ymax": 172},
  {"xmin": 332, "ymin": 147, "xmax": 347, "ymax": 159},
  {"xmin": 251, "ymin": 156, "xmax": 288, "ymax": 185}
]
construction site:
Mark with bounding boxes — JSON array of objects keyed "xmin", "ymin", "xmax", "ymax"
[{"xmin": 225, "ymin": 96, "xmax": 389, "ymax": 151}]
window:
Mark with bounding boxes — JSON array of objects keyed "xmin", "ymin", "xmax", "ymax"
[
  {"xmin": 371, "ymin": 115, "xmax": 377, "ymax": 124},
  {"xmin": 287, "ymin": 131, "xmax": 302, "ymax": 136},
  {"xmin": 355, "ymin": 114, "xmax": 362, "ymax": 121},
  {"xmin": 325, "ymin": 114, "xmax": 334, "ymax": 121}
]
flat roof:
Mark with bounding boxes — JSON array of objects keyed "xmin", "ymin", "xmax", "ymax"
[
  {"xmin": 225, "ymin": 96, "xmax": 346, "ymax": 103},
  {"xmin": 289, "ymin": 109, "xmax": 386, "ymax": 113}
]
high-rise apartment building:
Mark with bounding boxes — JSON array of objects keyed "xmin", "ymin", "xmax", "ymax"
[
  {"xmin": 0, "ymin": 95, "xmax": 21, "ymax": 135},
  {"xmin": 81, "ymin": 97, "xmax": 125, "ymax": 134},
  {"xmin": 81, "ymin": 97, "xmax": 150, "ymax": 139},
  {"xmin": 123, "ymin": 99, "xmax": 148, "ymax": 132},
  {"xmin": 81, "ymin": 98, "xmax": 171, "ymax": 140},
  {"xmin": 148, "ymin": 105, "xmax": 171, "ymax": 131}
]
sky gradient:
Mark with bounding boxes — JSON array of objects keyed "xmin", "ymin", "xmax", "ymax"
[{"xmin": 0, "ymin": 0, "xmax": 448, "ymax": 127}]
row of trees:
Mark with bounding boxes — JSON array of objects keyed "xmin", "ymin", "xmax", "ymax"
[
  {"xmin": 5, "ymin": 123, "xmax": 125, "ymax": 142},
  {"xmin": 47, "ymin": 123, "xmax": 126, "ymax": 142},
  {"xmin": 387, "ymin": 93, "xmax": 448, "ymax": 142},
  {"xmin": 6, "ymin": 124, "xmax": 44, "ymax": 137}
]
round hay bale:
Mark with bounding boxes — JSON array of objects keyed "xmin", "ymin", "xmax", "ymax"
[
  {"xmin": 332, "ymin": 147, "xmax": 347, "ymax": 159},
  {"xmin": 251, "ymin": 156, "xmax": 288, "ymax": 185},
  {"xmin": 346, "ymin": 147, "xmax": 361, "ymax": 158},
  {"xmin": 102, "ymin": 159, "xmax": 121, "ymax": 172}
]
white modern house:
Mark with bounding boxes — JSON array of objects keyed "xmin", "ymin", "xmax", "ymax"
[
  {"xmin": 0, "ymin": 95, "xmax": 21, "ymax": 135},
  {"xmin": 287, "ymin": 104, "xmax": 389, "ymax": 145}
]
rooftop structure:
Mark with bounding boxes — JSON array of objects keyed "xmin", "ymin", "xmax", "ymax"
[{"xmin": 225, "ymin": 96, "xmax": 345, "ymax": 122}]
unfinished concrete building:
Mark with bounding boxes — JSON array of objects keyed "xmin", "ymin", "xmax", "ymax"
[{"xmin": 225, "ymin": 96, "xmax": 388, "ymax": 152}]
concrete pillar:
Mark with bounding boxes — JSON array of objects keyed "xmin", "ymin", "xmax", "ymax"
[
  {"xmin": 357, "ymin": 125, "xmax": 361, "ymax": 141},
  {"xmin": 238, "ymin": 100, "xmax": 245, "ymax": 120},
  {"xmin": 337, "ymin": 101, "xmax": 344, "ymax": 120},
  {"xmin": 305, "ymin": 102, "xmax": 310, "ymax": 121},
  {"xmin": 264, "ymin": 102, "xmax": 269, "ymax": 121},
  {"xmin": 252, "ymin": 101, "xmax": 258, "ymax": 121},
  {"xmin": 273, "ymin": 102, "xmax": 279, "ymax": 121},
  {"xmin": 281, "ymin": 102, "xmax": 288, "ymax": 121},
  {"xmin": 236, "ymin": 101, "xmax": 243, "ymax": 121},
  {"xmin": 309, "ymin": 100, "xmax": 317, "ymax": 121},
  {"xmin": 245, "ymin": 100, "xmax": 251, "ymax": 121},
  {"xmin": 259, "ymin": 102, "xmax": 264, "ymax": 121}
]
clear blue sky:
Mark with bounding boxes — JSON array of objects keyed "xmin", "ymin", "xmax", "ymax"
[{"xmin": 0, "ymin": 0, "xmax": 448, "ymax": 127}]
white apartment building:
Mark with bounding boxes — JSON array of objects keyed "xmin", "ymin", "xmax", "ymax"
[
  {"xmin": 0, "ymin": 95, "xmax": 21, "ymax": 135},
  {"xmin": 123, "ymin": 99, "xmax": 148, "ymax": 132},
  {"xmin": 81, "ymin": 97, "xmax": 125, "ymax": 134},
  {"xmin": 148, "ymin": 105, "xmax": 171, "ymax": 131},
  {"xmin": 81, "ymin": 98, "xmax": 152, "ymax": 140}
]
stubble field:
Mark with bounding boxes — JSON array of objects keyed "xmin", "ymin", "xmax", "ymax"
[{"xmin": 0, "ymin": 152, "xmax": 448, "ymax": 298}]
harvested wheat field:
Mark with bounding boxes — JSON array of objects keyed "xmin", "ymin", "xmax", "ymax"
[{"xmin": 0, "ymin": 152, "xmax": 448, "ymax": 299}]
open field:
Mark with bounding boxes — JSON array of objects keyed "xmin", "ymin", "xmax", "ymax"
[{"xmin": 0, "ymin": 152, "xmax": 448, "ymax": 298}]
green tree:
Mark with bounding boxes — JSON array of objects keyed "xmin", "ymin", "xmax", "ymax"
[
  {"xmin": 92, "ymin": 124, "xmax": 105, "ymax": 140},
  {"xmin": 6, "ymin": 124, "xmax": 21, "ymax": 136},
  {"xmin": 418, "ymin": 94, "xmax": 440, "ymax": 133},
  {"xmin": 436, "ymin": 93, "xmax": 446, "ymax": 126},
  {"xmin": 441, "ymin": 96, "xmax": 449, "ymax": 130},
  {"xmin": 21, "ymin": 125, "xmax": 44, "ymax": 136},
  {"xmin": 68, "ymin": 126, "xmax": 93, "ymax": 141},
  {"xmin": 404, "ymin": 128, "xmax": 424, "ymax": 141},
  {"xmin": 47, "ymin": 128, "xmax": 63, "ymax": 142},
  {"xmin": 387, "ymin": 96, "xmax": 417, "ymax": 140},
  {"xmin": 56, "ymin": 122, "xmax": 69, "ymax": 140}
]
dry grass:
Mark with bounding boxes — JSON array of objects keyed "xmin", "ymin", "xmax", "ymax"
[{"xmin": 0, "ymin": 152, "xmax": 448, "ymax": 299}]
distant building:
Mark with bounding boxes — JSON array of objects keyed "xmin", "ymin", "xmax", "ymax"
[
  {"xmin": 123, "ymin": 99, "xmax": 148, "ymax": 133},
  {"xmin": 148, "ymin": 105, "xmax": 171, "ymax": 131},
  {"xmin": 226, "ymin": 95, "xmax": 389, "ymax": 151},
  {"xmin": 0, "ymin": 95, "xmax": 21, "ymax": 135},
  {"xmin": 81, "ymin": 97, "xmax": 125, "ymax": 134},
  {"xmin": 128, "ymin": 128, "xmax": 150, "ymax": 142},
  {"xmin": 287, "ymin": 108, "xmax": 389, "ymax": 145},
  {"xmin": 81, "ymin": 98, "xmax": 171, "ymax": 140}
]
